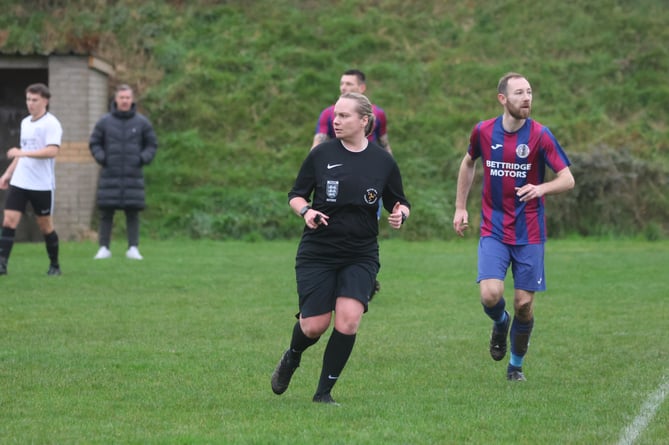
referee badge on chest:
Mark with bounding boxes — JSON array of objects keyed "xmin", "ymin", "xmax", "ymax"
[
  {"xmin": 326, "ymin": 180, "xmax": 339, "ymax": 201},
  {"xmin": 364, "ymin": 188, "xmax": 379, "ymax": 205}
]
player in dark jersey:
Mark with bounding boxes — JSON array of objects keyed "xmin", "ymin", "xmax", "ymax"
[
  {"xmin": 272, "ymin": 92, "xmax": 411, "ymax": 405},
  {"xmin": 453, "ymin": 72, "xmax": 575, "ymax": 381},
  {"xmin": 313, "ymin": 70, "xmax": 390, "ymax": 243}
]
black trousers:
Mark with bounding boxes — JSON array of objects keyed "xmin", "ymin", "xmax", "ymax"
[{"xmin": 98, "ymin": 207, "xmax": 140, "ymax": 248}]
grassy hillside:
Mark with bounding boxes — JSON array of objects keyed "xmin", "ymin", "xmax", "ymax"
[{"xmin": 2, "ymin": 0, "xmax": 668, "ymax": 239}]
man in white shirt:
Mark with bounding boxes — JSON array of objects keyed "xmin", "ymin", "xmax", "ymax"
[{"xmin": 0, "ymin": 83, "xmax": 63, "ymax": 275}]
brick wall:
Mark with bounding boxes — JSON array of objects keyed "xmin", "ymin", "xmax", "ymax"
[
  {"xmin": 54, "ymin": 142, "xmax": 99, "ymax": 241},
  {"xmin": 48, "ymin": 55, "xmax": 111, "ymax": 241}
]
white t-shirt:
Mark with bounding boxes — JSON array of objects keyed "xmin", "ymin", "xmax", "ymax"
[{"xmin": 10, "ymin": 112, "xmax": 63, "ymax": 191}]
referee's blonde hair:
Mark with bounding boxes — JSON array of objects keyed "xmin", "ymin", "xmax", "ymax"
[{"xmin": 340, "ymin": 92, "xmax": 376, "ymax": 138}]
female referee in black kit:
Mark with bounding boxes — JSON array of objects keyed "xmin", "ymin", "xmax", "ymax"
[{"xmin": 271, "ymin": 92, "xmax": 411, "ymax": 405}]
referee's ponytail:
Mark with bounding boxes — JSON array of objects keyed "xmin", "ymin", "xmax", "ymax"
[{"xmin": 339, "ymin": 92, "xmax": 376, "ymax": 138}]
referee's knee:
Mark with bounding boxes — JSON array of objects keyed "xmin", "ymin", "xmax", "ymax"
[
  {"xmin": 300, "ymin": 317, "xmax": 330, "ymax": 338},
  {"xmin": 333, "ymin": 316, "xmax": 362, "ymax": 335}
]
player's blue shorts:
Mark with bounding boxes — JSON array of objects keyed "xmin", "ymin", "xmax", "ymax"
[{"xmin": 477, "ymin": 236, "xmax": 546, "ymax": 292}]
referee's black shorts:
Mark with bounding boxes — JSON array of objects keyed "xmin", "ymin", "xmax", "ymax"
[{"xmin": 296, "ymin": 258, "xmax": 379, "ymax": 318}]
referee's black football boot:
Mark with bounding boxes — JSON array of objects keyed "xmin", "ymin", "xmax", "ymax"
[
  {"xmin": 0, "ymin": 257, "xmax": 7, "ymax": 275},
  {"xmin": 489, "ymin": 311, "xmax": 510, "ymax": 361},
  {"xmin": 47, "ymin": 264, "xmax": 62, "ymax": 276},
  {"xmin": 312, "ymin": 392, "xmax": 340, "ymax": 406},
  {"xmin": 271, "ymin": 349, "xmax": 300, "ymax": 395}
]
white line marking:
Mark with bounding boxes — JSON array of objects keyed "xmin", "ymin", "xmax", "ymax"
[{"xmin": 617, "ymin": 375, "xmax": 669, "ymax": 445}]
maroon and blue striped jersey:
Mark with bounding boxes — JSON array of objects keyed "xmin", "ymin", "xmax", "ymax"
[{"xmin": 468, "ymin": 116, "xmax": 571, "ymax": 245}]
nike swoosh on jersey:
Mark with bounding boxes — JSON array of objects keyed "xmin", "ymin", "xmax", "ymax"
[{"xmin": 327, "ymin": 163, "xmax": 343, "ymax": 169}]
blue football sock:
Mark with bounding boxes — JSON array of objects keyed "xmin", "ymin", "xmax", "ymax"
[
  {"xmin": 495, "ymin": 311, "xmax": 509, "ymax": 328},
  {"xmin": 483, "ymin": 298, "xmax": 507, "ymax": 324},
  {"xmin": 510, "ymin": 353, "xmax": 523, "ymax": 368},
  {"xmin": 510, "ymin": 317, "xmax": 534, "ymax": 367}
]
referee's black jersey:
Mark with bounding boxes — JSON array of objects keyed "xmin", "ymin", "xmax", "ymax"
[{"xmin": 289, "ymin": 139, "xmax": 411, "ymax": 261}]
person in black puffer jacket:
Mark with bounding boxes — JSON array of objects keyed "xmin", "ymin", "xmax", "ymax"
[{"xmin": 89, "ymin": 84, "xmax": 158, "ymax": 260}]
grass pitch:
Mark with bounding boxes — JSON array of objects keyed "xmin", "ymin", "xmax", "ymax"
[{"xmin": 0, "ymin": 238, "xmax": 667, "ymax": 444}]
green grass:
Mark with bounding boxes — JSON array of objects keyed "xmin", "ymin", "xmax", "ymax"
[{"xmin": 1, "ymin": 238, "xmax": 667, "ymax": 444}]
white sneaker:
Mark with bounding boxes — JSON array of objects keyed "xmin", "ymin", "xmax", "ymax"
[
  {"xmin": 94, "ymin": 246, "xmax": 112, "ymax": 259},
  {"xmin": 126, "ymin": 246, "xmax": 143, "ymax": 260}
]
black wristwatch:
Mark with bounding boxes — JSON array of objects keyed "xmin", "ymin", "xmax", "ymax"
[
  {"xmin": 299, "ymin": 205, "xmax": 311, "ymax": 217},
  {"xmin": 401, "ymin": 211, "xmax": 407, "ymax": 225}
]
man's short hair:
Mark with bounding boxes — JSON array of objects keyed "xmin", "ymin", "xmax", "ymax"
[
  {"xmin": 116, "ymin": 84, "xmax": 133, "ymax": 94},
  {"xmin": 343, "ymin": 69, "xmax": 366, "ymax": 84},
  {"xmin": 497, "ymin": 72, "xmax": 526, "ymax": 95},
  {"xmin": 26, "ymin": 83, "xmax": 51, "ymax": 99}
]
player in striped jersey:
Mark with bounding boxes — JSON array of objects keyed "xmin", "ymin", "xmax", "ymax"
[
  {"xmin": 311, "ymin": 69, "xmax": 391, "ymax": 154},
  {"xmin": 453, "ymin": 72, "xmax": 575, "ymax": 381}
]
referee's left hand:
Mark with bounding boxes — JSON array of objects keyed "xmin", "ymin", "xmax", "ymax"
[{"xmin": 388, "ymin": 201, "xmax": 405, "ymax": 230}]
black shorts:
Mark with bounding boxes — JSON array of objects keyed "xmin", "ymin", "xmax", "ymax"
[
  {"xmin": 4, "ymin": 186, "xmax": 54, "ymax": 216},
  {"xmin": 296, "ymin": 259, "xmax": 379, "ymax": 318}
]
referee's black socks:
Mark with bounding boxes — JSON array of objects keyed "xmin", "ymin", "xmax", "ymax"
[
  {"xmin": 290, "ymin": 321, "xmax": 320, "ymax": 358},
  {"xmin": 316, "ymin": 329, "xmax": 356, "ymax": 396}
]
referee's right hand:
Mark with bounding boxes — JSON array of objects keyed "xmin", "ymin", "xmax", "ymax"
[{"xmin": 305, "ymin": 209, "xmax": 328, "ymax": 229}]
